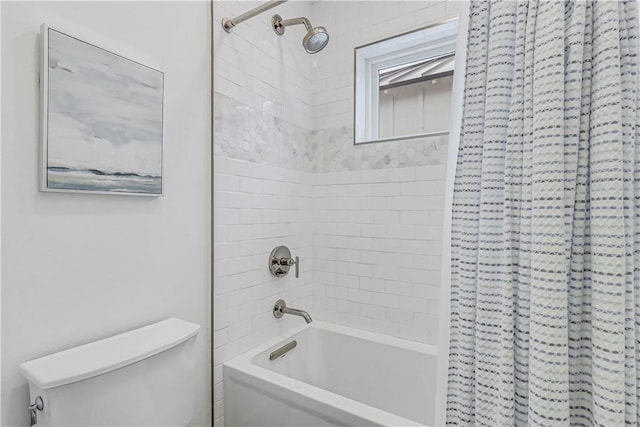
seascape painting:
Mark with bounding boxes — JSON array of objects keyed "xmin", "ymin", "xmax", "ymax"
[{"xmin": 43, "ymin": 27, "xmax": 164, "ymax": 195}]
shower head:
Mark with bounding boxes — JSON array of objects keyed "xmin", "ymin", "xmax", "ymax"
[
  {"xmin": 272, "ymin": 14, "xmax": 329, "ymax": 54},
  {"xmin": 303, "ymin": 26, "xmax": 329, "ymax": 54}
]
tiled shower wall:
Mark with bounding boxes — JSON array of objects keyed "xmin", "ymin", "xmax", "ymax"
[
  {"xmin": 308, "ymin": 1, "xmax": 460, "ymax": 344},
  {"xmin": 312, "ymin": 165, "xmax": 446, "ymax": 344},
  {"xmin": 214, "ymin": 0, "xmax": 316, "ymax": 171},
  {"xmin": 213, "ymin": 157, "xmax": 314, "ymax": 424},
  {"xmin": 214, "ymin": 1, "xmax": 459, "ymax": 424},
  {"xmin": 213, "ymin": 2, "xmax": 315, "ymax": 425}
]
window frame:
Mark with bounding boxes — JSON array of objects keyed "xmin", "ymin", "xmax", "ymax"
[{"xmin": 353, "ymin": 18, "xmax": 459, "ymax": 145}]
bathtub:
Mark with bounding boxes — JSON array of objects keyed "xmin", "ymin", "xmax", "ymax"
[{"xmin": 223, "ymin": 322, "xmax": 437, "ymax": 426}]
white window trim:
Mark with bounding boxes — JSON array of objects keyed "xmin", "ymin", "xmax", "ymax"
[{"xmin": 354, "ymin": 19, "xmax": 459, "ymax": 144}]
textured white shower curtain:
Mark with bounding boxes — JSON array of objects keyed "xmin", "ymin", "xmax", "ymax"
[{"xmin": 446, "ymin": 1, "xmax": 640, "ymax": 426}]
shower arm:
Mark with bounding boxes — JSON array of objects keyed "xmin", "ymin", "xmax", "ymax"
[
  {"xmin": 222, "ymin": 0, "xmax": 288, "ymax": 33},
  {"xmin": 274, "ymin": 17, "xmax": 312, "ymax": 32}
]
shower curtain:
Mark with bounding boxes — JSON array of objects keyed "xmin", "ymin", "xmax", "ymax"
[{"xmin": 446, "ymin": 1, "xmax": 640, "ymax": 426}]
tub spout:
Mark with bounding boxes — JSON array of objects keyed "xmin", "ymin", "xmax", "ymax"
[
  {"xmin": 283, "ymin": 307, "xmax": 313, "ymax": 324},
  {"xmin": 273, "ymin": 299, "xmax": 312, "ymax": 324}
]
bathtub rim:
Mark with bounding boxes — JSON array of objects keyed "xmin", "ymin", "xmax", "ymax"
[
  {"xmin": 224, "ymin": 321, "xmax": 437, "ymax": 427},
  {"xmin": 229, "ymin": 321, "xmax": 438, "ymax": 364}
]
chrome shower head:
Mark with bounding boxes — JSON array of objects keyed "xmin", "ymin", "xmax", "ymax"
[
  {"xmin": 272, "ymin": 14, "xmax": 329, "ymax": 54},
  {"xmin": 303, "ymin": 26, "xmax": 329, "ymax": 54}
]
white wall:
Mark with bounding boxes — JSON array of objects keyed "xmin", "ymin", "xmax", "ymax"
[
  {"xmin": 312, "ymin": 165, "xmax": 446, "ymax": 344},
  {"xmin": 1, "ymin": 2, "xmax": 211, "ymax": 426}
]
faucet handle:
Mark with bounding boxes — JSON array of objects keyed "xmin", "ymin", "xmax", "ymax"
[
  {"xmin": 295, "ymin": 256, "xmax": 299, "ymax": 278},
  {"xmin": 269, "ymin": 246, "xmax": 299, "ymax": 278}
]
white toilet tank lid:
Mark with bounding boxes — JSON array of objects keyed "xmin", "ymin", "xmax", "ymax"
[{"xmin": 19, "ymin": 318, "xmax": 200, "ymax": 390}]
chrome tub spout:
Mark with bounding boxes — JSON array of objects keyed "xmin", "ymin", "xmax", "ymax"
[{"xmin": 273, "ymin": 299, "xmax": 312, "ymax": 324}]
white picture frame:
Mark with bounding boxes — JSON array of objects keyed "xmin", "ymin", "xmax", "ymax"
[{"xmin": 40, "ymin": 24, "xmax": 165, "ymax": 196}]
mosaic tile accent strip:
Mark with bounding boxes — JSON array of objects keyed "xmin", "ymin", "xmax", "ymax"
[
  {"xmin": 214, "ymin": 93, "xmax": 315, "ymax": 172},
  {"xmin": 310, "ymin": 127, "xmax": 449, "ymax": 172},
  {"xmin": 214, "ymin": 93, "xmax": 449, "ymax": 172}
]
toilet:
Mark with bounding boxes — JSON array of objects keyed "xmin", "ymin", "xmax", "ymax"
[{"xmin": 19, "ymin": 318, "xmax": 200, "ymax": 426}]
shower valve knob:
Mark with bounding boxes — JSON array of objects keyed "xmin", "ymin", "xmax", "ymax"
[{"xmin": 269, "ymin": 246, "xmax": 299, "ymax": 278}]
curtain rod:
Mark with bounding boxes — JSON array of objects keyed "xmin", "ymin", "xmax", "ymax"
[{"xmin": 221, "ymin": 0, "xmax": 288, "ymax": 33}]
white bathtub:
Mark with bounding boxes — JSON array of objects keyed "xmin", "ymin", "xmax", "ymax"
[{"xmin": 223, "ymin": 322, "xmax": 437, "ymax": 426}]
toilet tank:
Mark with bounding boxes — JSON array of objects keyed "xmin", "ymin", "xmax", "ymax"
[{"xmin": 19, "ymin": 318, "xmax": 200, "ymax": 426}]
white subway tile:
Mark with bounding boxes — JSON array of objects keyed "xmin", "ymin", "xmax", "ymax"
[
  {"xmin": 359, "ymin": 278, "xmax": 385, "ymax": 293},
  {"xmin": 387, "ymin": 224, "xmax": 417, "ymax": 240},
  {"xmin": 360, "ymin": 224, "xmax": 386, "ymax": 238},
  {"xmin": 214, "ymin": 364, "xmax": 223, "ymax": 385},
  {"xmin": 239, "ymin": 209, "xmax": 261, "ymax": 224},
  {"xmin": 226, "ymin": 225, "xmax": 252, "ymax": 242},
  {"xmin": 359, "ymin": 168, "xmax": 388, "ymax": 184},
  {"xmin": 239, "ymin": 177, "xmax": 263, "ymax": 193},
  {"xmin": 350, "ymin": 211, "xmax": 374, "ymax": 224},
  {"xmin": 327, "ymin": 285, "xmax": 348, "ymax": 300},
  {"xmin": 388, "ymin": 196, "xmax": 415, "ymax": 211},
  {"xmin": 414, "ymin": 313, "xmax": 438, "ymax": 330},
  {"xmin": 373, "ymin": 183, "xmax": 402, "ymax": 197},
  {"xmin": 334, "ymin": 248, "xmax": 360, "ymax": 263},
  {"xmin": 337, "ymin": 299, "xmax": 362, "ymax": 314},
  {"xmin": 373, "ymin": 264, "xmax": 400, "ymax": 281},
  {"xmin": 399, "ymin": 268, "xmax": 428, "ymax": 285},
  {"xmin": 337, "ymin": 223, "xmax": 362, "ymax": 236},
  {"xmin": 385, "ymin": 280, "xmax": 413, "ymax": 296},
  {"xmin": 214, "ymin": 242, "xmax": 239, "ymax": 260},
  {"xmin": 326, "ymin": 235, "xmax": 349, "ymax": 248},
  {"xmin": 349, "ymin": 263, "xmax": 373, "ymax": 277},
  {"xmin": 386, "ymin": 167, "xmax": 416, "ymax": 182},
  {"xmin": 348, "ymin": 289, "xmax": 374, "ymax": 304},
  {"xmin": 214, "ymin": 75, "xmax": 241, "ymax": 99},
  {"xmin": 385, "ymin": 308, "xmax": 413, "ymax": 327},
  {"xmin": 361, "ymin": 304, "xmax": 386, "ymax": 320},
  {"xmin": 413, "ymin": 254, "xmax": 442, "ymax": 270},
  {"xmin": 349, "ymin": 236, "xmax": 374, "ymax": 250},
  {"xmin": 326, "ymin": 260, "xmax": 350, "ymax": 275},
  {"xmin": 349, "ymin": 184, "xmax": 374, "ymax": 197},
  {"xmin": 415, "ymin": 165, "xmax": 447, "ymax": 181},
  {"xmin": 226, "ymin": 192, "xmax": 252, "ymax": 209},
  {"xmin": 400, "ymin": 181, "xmax": 429, "ymax": 196},
  {"xmin": 372, "ymin": 292, "xmax": 399, "ymax": 309},
  {"xmin": 228, "ymin": 319, "xmax": 253, "ymax": 341},
  {"xmin": 414, "ymin": 195, "xmax": 445, "ymax": 211},
  {"xmin": 214, "ymin": 259, "xmax": 229, "ymax": 278},
  {"xmin": 373, "ymin": 210, "xmax": 400, "ymax": 224},
  {"xmin": 214, "ymin": 174, "xmax": 240, "ymax": 192},
  {"xmin": 327, "ymin": 210, "xmax": 350, "ymax": 223},
  {"xmin": 415, "ymin": 225, "xmax": 443, "ymax": 241},
  {"xmin": 413, "ymin": 284, "xmax": 441, "ymax": 300},
  {"xmin": 214, "ymin": 328, "xmax": 230, "ymax": 349}
]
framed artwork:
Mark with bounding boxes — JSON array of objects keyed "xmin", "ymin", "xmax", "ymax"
[{"xmin": 40, "ymin": 24, "xmax": 164, "ymax": 196}]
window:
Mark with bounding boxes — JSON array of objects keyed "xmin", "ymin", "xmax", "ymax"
[{"xmin": 354, "ymin": 19, "xmax": 458, "ymax": 144}]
